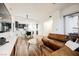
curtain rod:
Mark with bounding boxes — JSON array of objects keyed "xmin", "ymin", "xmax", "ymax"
[{"xmin": 63, "ymin": 11, "xmax": 79, "ymax": 17}]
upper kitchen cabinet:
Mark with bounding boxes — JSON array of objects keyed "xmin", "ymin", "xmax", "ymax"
[
  {"xmin": 0, "ymin": 3, "xmax": 12, "ymax": 33},
  {"xmin": 0, "ymin": 3, "xmax": 11, "ymax": 22}
]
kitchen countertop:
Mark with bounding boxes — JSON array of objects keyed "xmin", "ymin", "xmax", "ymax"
[{"xmin": 0, "ymin": 32, "xmax": 18, "ymax": 56}]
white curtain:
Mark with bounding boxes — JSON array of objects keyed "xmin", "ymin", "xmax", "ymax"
[{"xmin": 65, "ymin": 16, "xmax": 78, "ymax": 35}]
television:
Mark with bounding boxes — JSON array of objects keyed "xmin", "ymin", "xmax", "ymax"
[{"xmin": 26, "ymin": 31, "xmax": 31, "ymax": 36}]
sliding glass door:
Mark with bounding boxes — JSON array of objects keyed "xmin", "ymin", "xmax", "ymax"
[{"xmin": 64, "ymin": 15, "xmax": 79, "ymax": 35}]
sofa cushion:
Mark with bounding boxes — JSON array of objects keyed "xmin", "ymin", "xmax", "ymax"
[
  {"xmin": 51, "ymin": 46, "xmax": 79, "ymax": 56},
  {"xmin": 42, "ymin": 37, "xmax": 65, "ymax": 50},
  {"xmin": 48, "ymin": 33, "xmax": 67, "ymax": 42}
]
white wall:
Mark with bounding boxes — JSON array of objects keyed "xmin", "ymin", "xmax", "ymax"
[
  {"xmin": 43, "ymin": 19, "xmax": 53, "ymax": 36},
  {"xmin": 52, "ymin": 11, "xmax": 64, "ymax": 34},
  {"xmin": 43, "ymin": 11, "xmax": 64, "ymax": 35}
]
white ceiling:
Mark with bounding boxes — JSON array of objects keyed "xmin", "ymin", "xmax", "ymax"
[{"xmin": 5, "ymin": 3, "xmax": 75, "ymax": 22}]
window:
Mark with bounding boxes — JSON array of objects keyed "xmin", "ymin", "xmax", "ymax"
[{"xmin": 64, "ymin": 12, "xmax": 79, "ymax": 35}]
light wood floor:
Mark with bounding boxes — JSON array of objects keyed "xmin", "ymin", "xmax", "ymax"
[{"xmin": 15, "ymin": 36, "xmax": 53, "ymax": 56}]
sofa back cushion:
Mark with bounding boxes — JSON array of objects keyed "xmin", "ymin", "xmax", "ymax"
[
  {"xmin": 48, "ymin": 33, "xmax": 67, "ymax": 42},
  {"xmin": 42, "ymin": 37, "xmax": 65, "ymax": 50}
]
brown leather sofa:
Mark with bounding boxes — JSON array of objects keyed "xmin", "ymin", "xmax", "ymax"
[
  {"xmin": 51, "ymin": 46, "xmax": 79, "ymax": 56},
  {"xmin": 42, "ymin": 33, "xmax": 66, "ymax": 51},
  {"xmin": 47, "ymin": 33, "xmax": 68, "ymax": 42},
  {"xmin": 42, "ymin": 33, "xmax": 79, "ymax": 56}
]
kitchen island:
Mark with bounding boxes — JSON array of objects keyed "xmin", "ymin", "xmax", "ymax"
[{"xmin": 0, "ymin": 32, "xmax": 18, "ymax": 56}]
